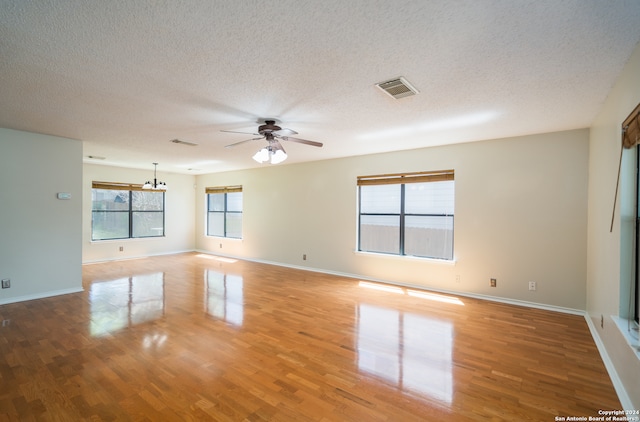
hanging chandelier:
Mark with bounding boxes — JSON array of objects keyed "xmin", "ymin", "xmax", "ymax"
[{"xmin": 142, "ymin": 163, "xmax": 167, "ymax": 190}]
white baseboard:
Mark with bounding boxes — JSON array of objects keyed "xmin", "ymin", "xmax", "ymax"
[{"xmin": 584, "ymin": 315, "xmax": 634, "ymax": 411}]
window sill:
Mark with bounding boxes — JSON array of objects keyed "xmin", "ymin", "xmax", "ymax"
[
  {"xmin": 205, "ymin": 236, "xmax": 243, "ymax": 241},
  {"xmin": 90, "ymin": 236, "xmax": 165, "ymax": 244},
  {"xmin": 612, "ymin": 316, "xmax": 640, "ymax": 360},
  {"xmin": 353, "ymin": 250, "xmax": 456, "ymax": 265}
]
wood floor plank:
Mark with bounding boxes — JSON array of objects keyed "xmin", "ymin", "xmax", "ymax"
[{"xmin": 0, "ymin": 252, "xmax": 623, "ymax": 420}]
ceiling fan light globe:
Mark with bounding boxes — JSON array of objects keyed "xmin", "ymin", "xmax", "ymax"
[
  {"xmin": 253, "ymin": 148, "xmax": 269, "ymax": 163},
  {"xmin": 271, "ymin": 150, "xmax": 287, "ymax": 164}
]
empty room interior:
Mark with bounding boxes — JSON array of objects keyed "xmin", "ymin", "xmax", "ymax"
[{"xmin": 1, "ymin": 1, "xmax": 640, "ymax": 420}]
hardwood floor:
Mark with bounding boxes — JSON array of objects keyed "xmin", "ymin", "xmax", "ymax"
[{"xmin": 0, "ymin": 252, "xmax": 621, "ymax": 421}]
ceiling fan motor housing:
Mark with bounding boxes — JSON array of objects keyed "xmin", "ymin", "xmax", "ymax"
[{"xmin": 259, "ymin": 120, "xmax": 281, "ymax": 134}]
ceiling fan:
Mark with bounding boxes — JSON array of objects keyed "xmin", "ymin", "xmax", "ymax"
[{"xmin": 222, "ymin": 120, "xmax": 323, "ymax": 164}]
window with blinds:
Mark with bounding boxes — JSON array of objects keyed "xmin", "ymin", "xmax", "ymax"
[
  {"xmin": 206, "ymin": 186, "xmax": 243, "ymax": 239},
  {"xmin": 625, "ymin": 103, "xmax": 640, "ymax": 324},
  {"xmin": 91, "ymin": 182, "xmax": 165, "ymax": 241},
  {"xmin": 357, "ymin": 170, "xmax": 454, "ymax": 260},
  {"xmin": 614, "ymin": 102, "xmax": 640, "ymax": 324}
]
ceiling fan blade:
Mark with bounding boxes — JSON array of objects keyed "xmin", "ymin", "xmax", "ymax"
[
  {"xmin": 281, "ymin": 136, "xmax": 323, "ymax": 147},
  {"xmin": 274, "ymin": 128, "xmax": 298, "ymax": 136},
  {"xmin": 225, "ymin": 137, "xmax": 263, "ymax": 148},
  {"xmin": 221, "ymin": 129, "xmax": 260, "ymax": 135}
]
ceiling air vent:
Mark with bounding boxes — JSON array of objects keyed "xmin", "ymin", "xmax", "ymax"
[
  {"xmin": 376, "ymin": 77, "xmax": 419, "ymax": 99},
  {"xmin": 170, "ymin": 139, "xmax": 198, "ymax": 146}
]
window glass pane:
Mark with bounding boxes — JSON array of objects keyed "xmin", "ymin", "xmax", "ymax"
[
  {"xmin": 225, "ymin": 213, "xmax": 242, "ymax": 238},
  {"xmin": 206, "ymin": 192, "xmax": 242, "ymax": 238},
  {"xmin": 359, "ymin": 215, "xmax": 400, "ymax": 254},
  {"xmin": 132, "ymin": 191, "xmax": 164, "ymax": 211},
  {"xmin": 404, "ymin": 216, "xmax": 454, "ymax": 260},
  {"xmin": 208, "ymin": 194, "xmax": 225, "ymax": 211},
  {"xmin": 360, "ymin": 185, "xmax": 401, "ymax": 214},
  {"xmin": 207, "ymin": 212, "xmax": 224, "ymax": 237},
  {"xmin": 132, "ymin": 212, "xmax": 164, "ymax": 237},
  {"xmin": 92, "ymin": 211, "xmax": 129, "ymax": 240},
  {"xmin": 227, "ymin": 192, "xmax": 243, "ymax": 212},
  {"xmin": 405, "ymin": 181, "xmax": 454, "ymax": 215},
  {"xmin": 92, "ymin": 189, "xmax": 129, "ymax": 211}
]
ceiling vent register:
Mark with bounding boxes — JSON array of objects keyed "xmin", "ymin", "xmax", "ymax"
[{"xmin": 376, "ymin": 77, "xmax": 419, "ymax": 99}]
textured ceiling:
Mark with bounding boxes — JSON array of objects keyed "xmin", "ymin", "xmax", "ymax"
[{"xmin": 1, "ymin": 0, "xmax": 640, "ymax": 174}]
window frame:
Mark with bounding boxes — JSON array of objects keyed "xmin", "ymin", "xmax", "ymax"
[
  {"xmin": 91, "ymin": 182, "xmax": 165, "ymax": 241},
  {"xmin": 635, "ymin": 147, "xmax": 639, "ymax": 324},
  {"xmin": 206, "ymin": 185, "xmax": 243, "ymax": 239},
  {"xmin": 357, "ymin": 170, "xmax": 455, "ymax": 260}
]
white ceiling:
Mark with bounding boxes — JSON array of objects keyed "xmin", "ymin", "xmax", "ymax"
[{"xmin": 2, "ymin": 0, "xmax": 640, "ymax": 175}]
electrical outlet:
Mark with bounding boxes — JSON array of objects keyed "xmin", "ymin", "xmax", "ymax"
[
  {"xmin": 490, "ymin": 278, "xmax": 497, "ymax": 287},
  {"xmin": 455, "ymin": 275, "xmax": 461, "ymax": 283},
  {"xmin": 219, "ymin": 243, "xmax": 222, "ymax": 248},
  {"xmin": 1, "ymin": 279, "xmax": 10, "ymax": 289},
  {"xmin": 528, "ymin": 281, "xmax": 536, "ymax": 291},
  {"xmin": 303, "ymin": 254, "xmax": 307, "ymax": 260},
  {"xmin": 119, "ymin": 246, "xmax": 123, "ymax": 252}
]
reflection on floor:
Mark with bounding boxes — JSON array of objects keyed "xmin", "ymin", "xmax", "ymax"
[
  {"xmin": 0, "ymin": 252, "xmax": 622, "ymax": 421},
  {"xmin": 357, "ymin": 304, "xmax": 453, "ymax": 404},
  {"xmin": 89, "ymin": 272, "xmax": 165, "ymax": 336},
  {"xmin": 205, "ymin": 270, "xmax": 244, "ymax": 326}
]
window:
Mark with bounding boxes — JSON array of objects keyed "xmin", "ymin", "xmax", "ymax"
[
  {"xmin": 358, "ymin": 170, "xmax": 454, "ymax": 260},
  {"xmin": 621, "ymin": 102, "xmax": 640, "ymax": 324},
  {"xmin": 206, "ymin": 186, "xmax": 243, "ymax": 238},
  {"xmin": 91, "ymin": 182, "xmax": 165, "ymax": 241},
  {"xmin": 635, "ymin": 146, "xmax": 640, "ymax": 324}
]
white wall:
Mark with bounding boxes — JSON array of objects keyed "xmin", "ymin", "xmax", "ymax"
[
  {"xmin": 587, "ymin": 40, "xmax": 640, "ymax": 409},
  {"xmin": 0, "ymin": 128, "xmax": 83, "ymax": 304},
  {"xmin": 82, "ymin": 164, "xmax": 196, "ymax": 262},
  {"xmin": 196, "ymin": 129, "xmax": 589, "ymax": 311}
]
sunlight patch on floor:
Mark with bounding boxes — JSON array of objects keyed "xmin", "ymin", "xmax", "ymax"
[{"xmin": 358, "ymin": 281, "xmax": 464, "ymax": 306}]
